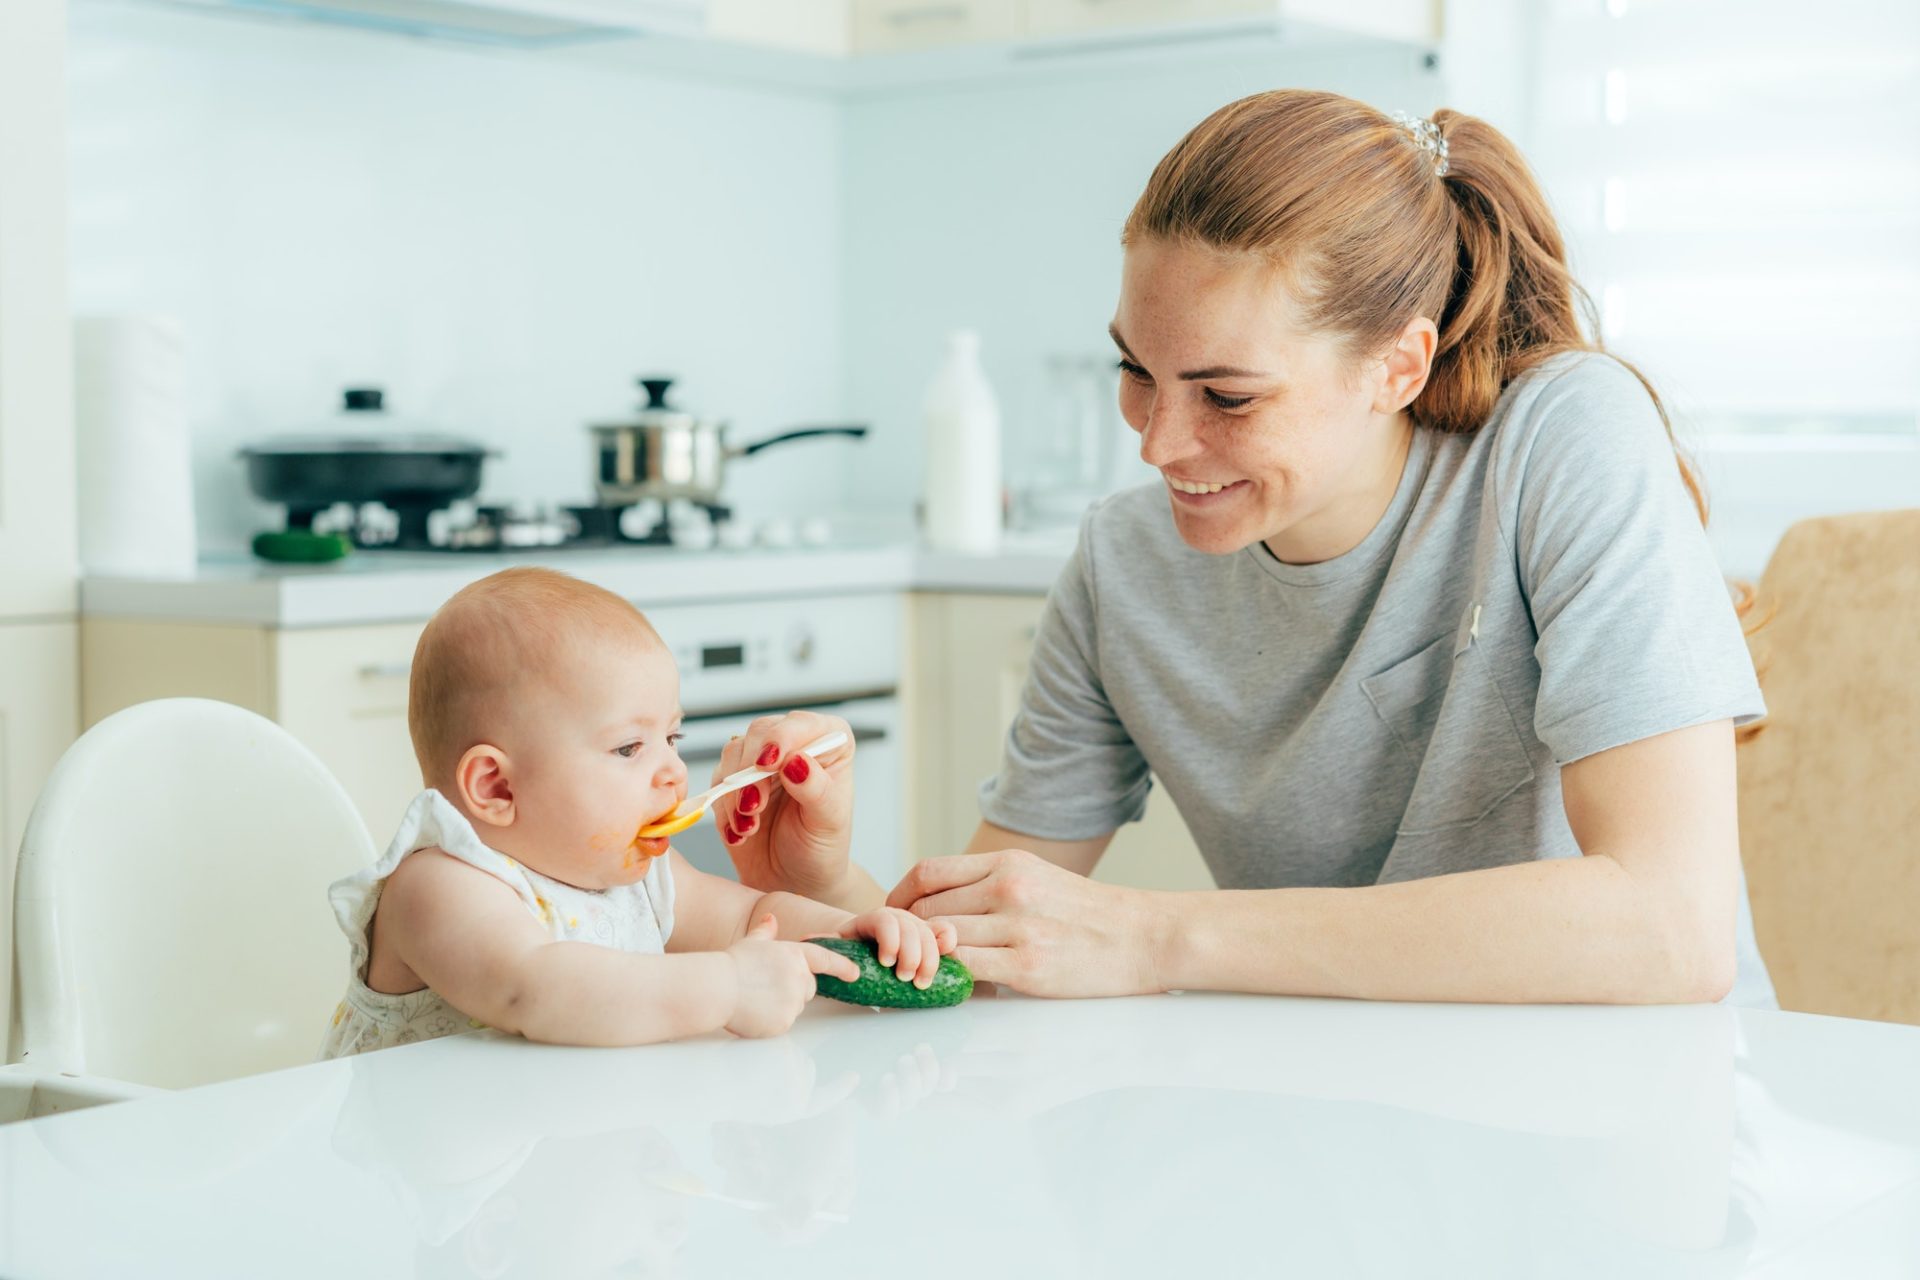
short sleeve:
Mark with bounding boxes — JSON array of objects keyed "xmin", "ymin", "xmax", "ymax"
[
  {"xmin": 976, "ymin": 506, "xmax": 1153, "ymax": 840},
  {"xmin": 1513, "ymin": 358, "xmax": 1765, "ymax": 765}
]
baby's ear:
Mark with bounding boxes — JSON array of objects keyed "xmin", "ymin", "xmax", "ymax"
[{"xmin": 455, "ymin": 743, "xmax": 516, "ymax": 827}]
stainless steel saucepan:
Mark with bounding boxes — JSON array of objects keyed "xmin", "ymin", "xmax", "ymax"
[{"xmin": 590, "ymin": 377, "xmax": 868, "ymax": 506}]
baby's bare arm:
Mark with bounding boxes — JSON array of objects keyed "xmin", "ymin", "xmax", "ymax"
[
  {"xmin": 381, "ymin": 849, "xmax": 737, "ymax": 1046},
  {"xmin": 664, "ymin": 849, "xmax": 853, "ymax": 951}
]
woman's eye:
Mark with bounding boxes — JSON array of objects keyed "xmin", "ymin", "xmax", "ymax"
[
  {"xmin": 1117, "ymin": 358, "xmax": 1151, "ymax": 384},
  {"xmin": 1205, "ymin": 389, "xmax": 1256, "ymax": 410},
  {"xmin": 614, "ymin": 742, "xmax": 642, "ymax": 759}
]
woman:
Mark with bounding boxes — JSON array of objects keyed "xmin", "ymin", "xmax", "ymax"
[{"xmin": 721, "ymin": 90, "xmax": 1773, "ymax": 1007}]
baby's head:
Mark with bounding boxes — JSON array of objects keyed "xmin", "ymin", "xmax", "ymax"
[{"xmin": 409, "ymin": 567, "xmax": 687, "ymax": 888}]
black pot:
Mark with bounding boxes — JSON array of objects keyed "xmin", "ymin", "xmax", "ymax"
[{"xmin": 239, "ymin": 389, "xmax": 493, "ymax": 530}]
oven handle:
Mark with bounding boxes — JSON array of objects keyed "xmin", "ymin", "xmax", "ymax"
[{"xmin": 676, "ymin": 721, "xmax": 891, "ymax": 768}]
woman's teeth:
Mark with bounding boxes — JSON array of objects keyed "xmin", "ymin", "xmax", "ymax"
[{"xmin": 1167, "ymin": 477, "xmax": 1234, "ymax": 495}]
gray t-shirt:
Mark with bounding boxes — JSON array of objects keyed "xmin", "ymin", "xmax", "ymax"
[{"xmin": 980, "ymin": 351, "xmax": 1776, "ymax": 1007}]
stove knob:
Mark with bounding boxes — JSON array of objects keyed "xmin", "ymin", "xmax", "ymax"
[{"xmin": 788, "ymin": 625, "xmax": 815, "ymax": 667}]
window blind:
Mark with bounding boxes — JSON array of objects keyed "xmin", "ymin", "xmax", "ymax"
[{"xmin": 1529, "ymin": 0, "xmax": 1919, "ymax": 433}]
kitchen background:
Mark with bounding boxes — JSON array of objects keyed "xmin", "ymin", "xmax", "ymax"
[
  {"xmin": 59, "ymin": 0, "xmax": 1920, "ymax": 567},
  {"xmin": 1, "ymin": 0, "xmax": 1916, "ymax": 1048}
]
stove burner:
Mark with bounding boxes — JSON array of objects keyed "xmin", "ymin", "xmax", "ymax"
[{"xmin": 313, "ymin": 500, "xmax": 734, "ymax": 552}]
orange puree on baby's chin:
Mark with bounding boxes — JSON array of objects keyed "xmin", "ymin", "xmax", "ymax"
[{"xmin": 624, "ymin": 836, "xmax": 669, "ymax": 869}]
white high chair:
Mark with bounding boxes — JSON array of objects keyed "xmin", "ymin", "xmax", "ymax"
[{"xmin": 3, "ymin": 698, "xmax": 376, "ymax": 1117}]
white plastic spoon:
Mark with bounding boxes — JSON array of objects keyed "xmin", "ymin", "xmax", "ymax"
[{"xmin": 635, "ymin": 729, "xmax": 850, "ymax": 839}]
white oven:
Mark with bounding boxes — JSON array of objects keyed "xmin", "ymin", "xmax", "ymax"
[{"xmin": 646, "ymin": 592, "xmax": 904, "ymax": 889}]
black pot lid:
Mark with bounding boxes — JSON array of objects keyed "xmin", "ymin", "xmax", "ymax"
[{"xmin": 240, "ymin": 434, "xmax": 489, "ymax": 456}]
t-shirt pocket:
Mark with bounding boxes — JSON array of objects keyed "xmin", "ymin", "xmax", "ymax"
[{"xmin": 1360, "ymin": 626, "xmax": 1536, "ymax": 836}]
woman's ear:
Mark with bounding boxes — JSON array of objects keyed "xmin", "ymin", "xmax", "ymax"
[
  {"xmin": 455, "ymin": 743, "xmax": 516, "ymax": 827},
  {"xmin": 1374, "ymin": 315, "xmax": 1438, "ymax": 414}
]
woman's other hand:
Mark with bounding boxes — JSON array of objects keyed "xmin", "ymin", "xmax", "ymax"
[{"xmin": 886, "ymin": 849, "xmax": 1169, "ymax": 997}]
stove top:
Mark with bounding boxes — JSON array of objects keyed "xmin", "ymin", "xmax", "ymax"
[{"xmin": 292, "ymin": 499, "xmax": 837, "ymax": 553}]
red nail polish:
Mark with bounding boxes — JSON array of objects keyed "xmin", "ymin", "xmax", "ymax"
[
  {"xmin": 722, "ymin": 825, "xmax": 740, "ymax": 845},
  {"xmin": 782, "ymin": 755, "xmax": 810, "ymax": 784},
  {"xmin": 756, "ymin": 744, "xmax": 781, "ymax": 768},
  {"xmin": 734, "ymin": 814, "xmax": 756, "ymax": 837},
  {"xmin": 736, "ymin": 786, "xmax": 761, "ymax": 815}
]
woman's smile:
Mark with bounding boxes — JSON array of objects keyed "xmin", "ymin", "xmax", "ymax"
[{"xmin": 1163, "ymin": 473, "xmax": 1250, "ymax": 505}]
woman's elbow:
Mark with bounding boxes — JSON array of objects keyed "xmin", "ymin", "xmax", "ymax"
[{"xmin": 1663, "ymin": 913, "xmax": 1737, "ymax": 1004}]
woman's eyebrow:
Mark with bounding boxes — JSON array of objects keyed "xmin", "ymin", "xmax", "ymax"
[{"xmin": 1108, "ymin": 324, "xmax": 1272, "ymax": 381}]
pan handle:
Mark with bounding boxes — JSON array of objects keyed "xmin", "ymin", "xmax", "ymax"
[{"xmin": 733, "ymin": 426, "xmax": 869, "ymax": 459}]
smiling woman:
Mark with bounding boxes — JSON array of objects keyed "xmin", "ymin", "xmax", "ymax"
[{"xmin": 861, "ymin": 89, "xmax": 1779, "ymax": 1009}]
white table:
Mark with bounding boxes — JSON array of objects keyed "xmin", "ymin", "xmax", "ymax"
[{"xmin": 2, "ymin": 993, "xmax": 1917, "ymax": 1278}]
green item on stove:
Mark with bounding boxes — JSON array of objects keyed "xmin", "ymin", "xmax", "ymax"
[
  {"xmin": 809, "ymin": 936, "xmax": 973, "ymax": 1008},
  {"xmin": 252, "ymin": 530, "xmax": 352, "ymax": 563}
]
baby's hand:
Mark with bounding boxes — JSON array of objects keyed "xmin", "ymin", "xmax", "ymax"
[
  {"xmin": 835, "ymin": 907, "xmax": 957, "ymax": 990},
  {"xmin": 725, "ymin": 914, "xmax": 859, "ymax": 1039}
]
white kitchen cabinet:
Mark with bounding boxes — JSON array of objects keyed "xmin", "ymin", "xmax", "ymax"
[
  {"xmin": 83, "ymin": 619, "xmax": 425, "ymax": 838},
  {"xmin": 1021, "ymin": 0, "xmax": 1435, "ymax": 44},
  {"xmin": 709, "ymin": 0, "xmax": 852, "ymax": 53},
  {"xmin": 0, "ymin": 0, "xmax": 78, "ymax": 620},
  {"xmin": 851, "ymin": 0, "xmax": 1020, "ymax": 53},
  {"xmin": 904, "ymin": 592, "xmax": 1212, "ymax": 892},
  {"xmin": 0, "ymin": 0, "xmax": 79, "ymax": 1067}
]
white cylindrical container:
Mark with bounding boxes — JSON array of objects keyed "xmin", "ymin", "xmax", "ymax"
[
  {"xmin": 74, "ymin": 315, "xmax": 197, "ymax": 578},
  {"xmin": 921, "ymin": 329, "xmax": 1002, "ymax": 553}
]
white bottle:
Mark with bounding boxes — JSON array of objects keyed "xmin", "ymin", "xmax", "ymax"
[{"xmin": 921, "ymin": 329, "xmax": 1003, "ymax": 553}]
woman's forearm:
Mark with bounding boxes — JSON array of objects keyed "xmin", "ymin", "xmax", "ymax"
[{"xmin": 1151, "ymin": 854, "xmax": 1735, "ymax": 1005}]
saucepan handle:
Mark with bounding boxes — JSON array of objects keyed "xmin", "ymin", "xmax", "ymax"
[{"xmin": 732, "ymin": 426, "xmax": 869, "ymax": 458}]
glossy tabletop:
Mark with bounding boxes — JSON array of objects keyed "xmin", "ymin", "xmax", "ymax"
[{"xmin": 3, "ymin": 992, "xmax": 1918, "ymax": 1278}]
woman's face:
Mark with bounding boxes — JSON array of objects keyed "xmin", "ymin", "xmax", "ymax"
[{"xmin": 1111, "ymin": 236, "xmax": 1431, "ymax": 563}]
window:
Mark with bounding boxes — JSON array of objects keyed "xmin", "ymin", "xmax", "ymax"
[{"xmin": 1530, "ymin": 0, "xmax": 1919, "ymax": 435}]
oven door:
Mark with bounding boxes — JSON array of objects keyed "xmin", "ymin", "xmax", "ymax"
[{"xmin": 670, "ymin": 695, "xmax": 904, "ymax": 889}]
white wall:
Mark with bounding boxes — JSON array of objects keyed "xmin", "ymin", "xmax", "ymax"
[
  {"xmin": 67, "ymin": 0, "xmax": 852, "ymax": 553},
  {"xmin": 838, "ymin": 42, "xmax": 1442, "ymax": 518}
]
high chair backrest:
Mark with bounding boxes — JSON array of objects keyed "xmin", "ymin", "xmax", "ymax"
[
  {"xmin": 1737, "ymin": 509, "xmax": 1920, "ymax": 1025},
  {"xmin": 11, "ymin": 698, "xmax": 376, "ymax": 1088}
]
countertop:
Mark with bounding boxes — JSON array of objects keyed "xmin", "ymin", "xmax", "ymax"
[
  {"xmin": 2, "ymin": 992, "xmax": 1917, "ymax": 1278},
  {"xmin": 79, "ymin": 532, "xmax": 1077, "ymax": 628}
]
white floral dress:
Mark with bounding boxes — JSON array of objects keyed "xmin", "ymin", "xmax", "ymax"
[{"xmin": 319, "ymin": 788, "xmax": 675, "ymax": 1058}]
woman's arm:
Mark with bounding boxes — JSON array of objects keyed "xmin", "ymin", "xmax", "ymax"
[
  {"xmin": 896, "ymin": 720, "xmax": 1740, "ymax": 1004},
  {"xmin": 963, "ymin": 823, "xmax": 1111, "ymax": 875}
]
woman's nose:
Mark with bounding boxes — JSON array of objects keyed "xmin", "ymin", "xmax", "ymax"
[{"xmin": 1137, "ymin": 399, "xmax": 1199, "ymax": 469}]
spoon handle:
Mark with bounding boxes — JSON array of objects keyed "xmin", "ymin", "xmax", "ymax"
[{"xmin": 685, "ymin": 729, "xmax": 850, "ymax": 812}]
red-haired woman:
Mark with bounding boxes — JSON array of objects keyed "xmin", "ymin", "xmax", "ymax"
[{"xmin": 734, "ymin": 90, "xmax": 1773, "ymax": 1007}]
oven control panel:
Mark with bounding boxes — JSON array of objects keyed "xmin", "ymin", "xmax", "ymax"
[{"xmin": 655, "ymin": 592, "xmax": 900, "ymax": 716}]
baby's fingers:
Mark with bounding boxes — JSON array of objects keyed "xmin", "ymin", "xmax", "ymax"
[
  {"xmin": 916, "ymin": 923, "xmax": 949, "ymax": 986},
  {"xmin": 802, "ymin": 941, "xmax": 861, "ymax": 983},
  {"xmin": 893, "ymin": 921, "xmax": 923, "ymax": 985},
  {"xmin": 931, "ymin": 918, "xmax": 959, "ymax": 955}
]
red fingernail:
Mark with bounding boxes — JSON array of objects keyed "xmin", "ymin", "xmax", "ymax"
[
  {"xmin": 733, "ymin": 814, "xmax": 756, "ymax": 837},
  {"xmin": 736, "ymin": 786, "xmax": 761, "ymax": 815},
  {"xmin": 782, "ymin": 755, "xmax": 810, "ymax": 784},
  {"xmin": 722, "ymin": 825, "xmax": 741, "ymax": 845},
  {"xmin": 756, "ymin": 744, "xmax": 781, "ymax": 768}
]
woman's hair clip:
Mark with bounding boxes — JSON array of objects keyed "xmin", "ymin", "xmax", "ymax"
[{"xmin": 1388, "ymin": 110, "xmax": 1450, "ymax": 177}]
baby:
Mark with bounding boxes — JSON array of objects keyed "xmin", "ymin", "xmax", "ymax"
[{"xmin": 321, "ymin": 566, "xmax": 952, "ymax": 1057}]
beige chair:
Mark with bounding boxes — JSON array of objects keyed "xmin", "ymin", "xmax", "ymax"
[
  {"xmin": 1738, "ymin": 510, "xmax": 1920, "ymax": 1025},
  {"xmin": 3, "ymin": 698, "xmax": 375, "ymax": 1119}
]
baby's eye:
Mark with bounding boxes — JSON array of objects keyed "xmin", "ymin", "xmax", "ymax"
[
  {"xmin": 613, "ymin": 742, "xmax": 643, "ymax": 759},
  {"xmin": 667, "ymin": 733, "xmax": 686, "ymax": 750}
]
